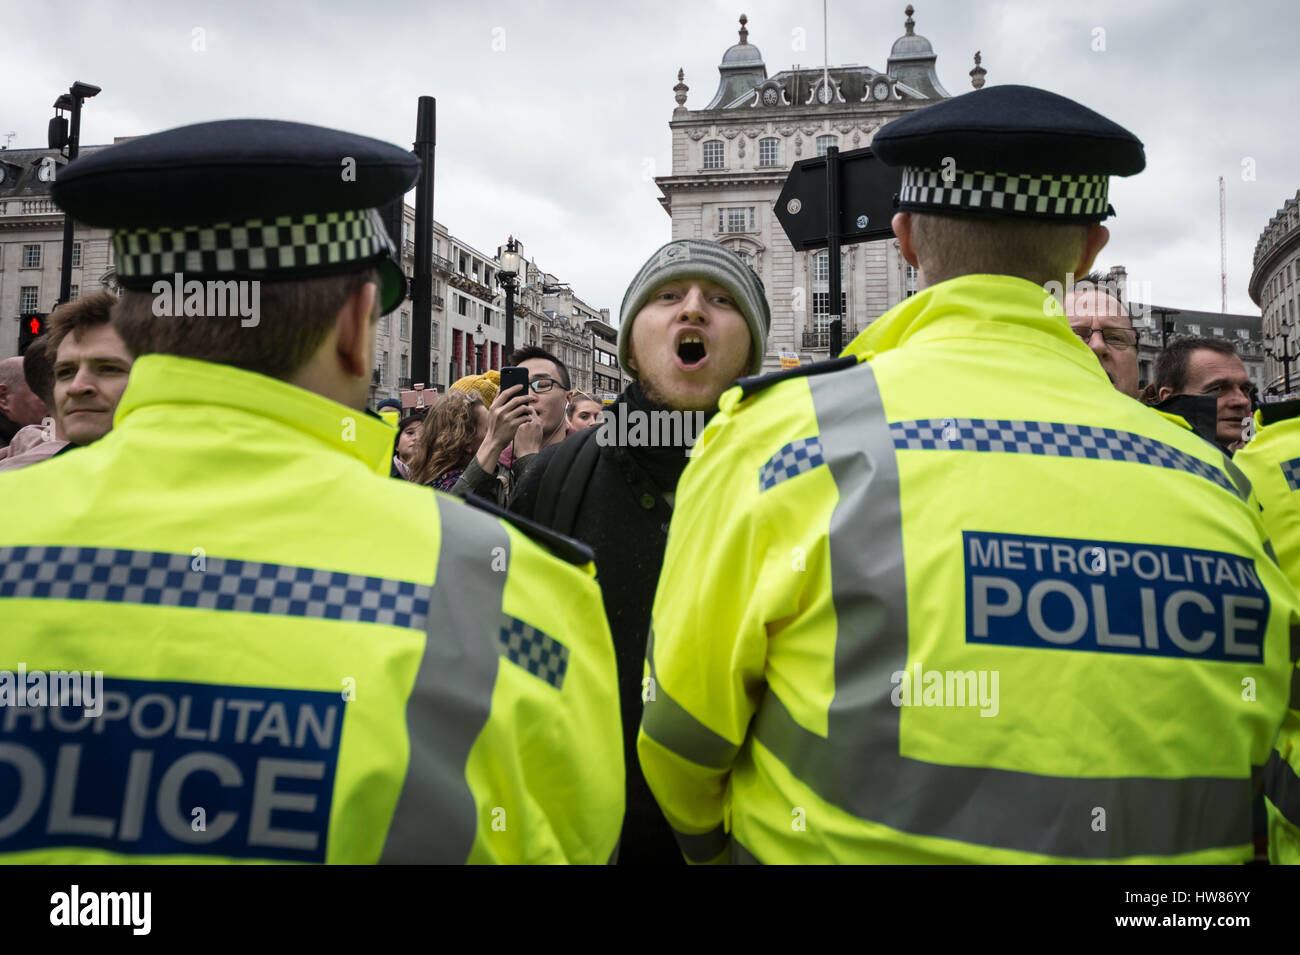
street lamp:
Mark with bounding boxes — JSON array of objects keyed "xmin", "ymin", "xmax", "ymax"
[
  {"xmin": 1265, "ymin": 320, "xmax": 1296, "ymax": 396},
  {"xmin": 472, "ymin": 323, "xmax": 486, "ymax": 375},
  {"xmin": 1149, "ymin": 305, "xmax": 1180, "ymax": 352},
  {"xmin": 497, "ymin": 236, "xmax": 523, "ymax": 360},
  {"xmin": 49, "ymin": 80, "xmax": 100, "ymax": 308}
]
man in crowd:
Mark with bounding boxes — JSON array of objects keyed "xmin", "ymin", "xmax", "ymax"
[
  {"xmin": 0, "ymin": 355, "xmax": 48, "ymax": 447},
  {"xmin": 0, "ymin": 336, "xmax": 64, "ymax": 471},
  {"xmin": 1063, "ymin": 273, "xmax": 1140, "ymax": 399},
  {"xmin": 0, "ymin": 118, "xmax": 622, "ymax": 864},
  {"xmin": 502, "ymin": 345, "xmax": 575, "ymax": 462},
  {"xmin": 46, "ymin": 290, "xmax": 134, "ymax": 449},
  {"xmin": 511, "ymin": 238, "xmax": 769, "ymax": 863},
  {"xmin": 1153, "ymin": 336, "xmax": 1255, "ymax": 453},
  {"xmin": 639, "ymin": 85, "xmax": 1300, "ymax": 864}
]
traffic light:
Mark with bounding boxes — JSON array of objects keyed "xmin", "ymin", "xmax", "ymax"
[{"xmin": 17, "ymin": 313, "xmax": 47, "ymax": 355}]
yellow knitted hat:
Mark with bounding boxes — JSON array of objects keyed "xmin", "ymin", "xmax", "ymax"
[{"xmin": 450, "ymin": 370, "xmax": 500, "ymax": 406}]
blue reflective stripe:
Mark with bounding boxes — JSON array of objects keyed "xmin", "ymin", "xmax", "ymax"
[
  {"xmin": 891, "ymin": 418, "xmax": 1237, "ymax": 495},
  {"xmin": 498, "ymin": 616, "xmax": 569, "ymax": 689},
  {"xmin": 1280, "ymin": 457, "xmax": 1300, "ymax": 492},
  {"xmin": 0, "ymin": 545, "xmax": 430, "ymax": 630},
  {"xmin": 759, "ymin": 436, "xmax": 825, "ymax": 492}
]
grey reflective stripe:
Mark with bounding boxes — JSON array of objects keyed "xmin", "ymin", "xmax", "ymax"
[
  {"xmin": 730, "ymin": 838, "xmax": 762, "ymax": 865},
  {"xmin": 0, "ymin": 545, "xmax": 430, "ymax": 629},
  {"xmin": 745, "ymin": 360, "xmax": 1254, "ymax": 860},
  {"xmin": 1281, "ymin": 456, "xmax": 1300, "ymax": 492},
  {"xmin": 380, "ymin": 495, "xmax": 509, "ymax": 863},
  {"xmin": 890, "ymin": 418, "xmax": 1239, "ymax": 497},
  {"xmin": 759, "ymin": 436, "xmax": 825, "ymax": 492},
  {"xmin": 1264, "ymin": 749, "xmax": 1300, "ymax": 826},
  {"xmin": 1219, "ymin": 452, "xmax": 1252, "ymax": 504},
  {"xmin": 642, "ymin": 626, "xmax": 740, "ymax": 769},
  {"xmin": 673, "ymin": 822, "xmax": 729, "ymax": 863}
]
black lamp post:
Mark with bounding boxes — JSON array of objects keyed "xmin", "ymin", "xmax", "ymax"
[
  {"xmin": 1265, "ymin": 321, "xmax": 1296, "ymax": 396},
  {"xmin": 497, "ymin": 235, "xmax": 523, "ymax": 360},
  {"xmin": 472, "ymin": 323, "xmax": 486, "ymax": 375},
  {"xmin": 1150, "ymin": 305, "xmax": 1180, "ymax": 352},
  {"xmin": 49, "ymin": 81, "xmax": 100, "ymax": 308}
]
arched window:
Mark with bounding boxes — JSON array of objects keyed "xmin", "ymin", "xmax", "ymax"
[
  {"xmin": 758, "ymin": 137, "xmax": 781, "ymax": 167},
  {"xmin": 816, "ymin": 135, "xmax": 839, "ymax": 157},
  {"xmin": 703, "ymin": 140, "xmax": 725, "ymax": 169}
]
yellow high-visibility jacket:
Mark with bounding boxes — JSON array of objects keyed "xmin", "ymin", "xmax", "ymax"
[
  {"xmin": 1229, "ymin": 404, "xmax": 1300, "ymax": 863},
  {"xmin": 0, "ymin": 354, "xmax": 623, "ymax": 864},
  {"xmin": 639, "ymin": 274, "xmax": 1299, "ymax": 864}
]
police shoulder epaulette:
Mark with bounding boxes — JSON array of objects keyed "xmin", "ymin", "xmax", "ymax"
[
  {"xmin": 736, "ymin": 355, "xmax": 858, "ymax": 401},
  {"xmin": 463, "ymin": 492, "xmax": 596, "ymax": 567},
  {"xmin": 1260, "ymin": 398, "xmax": 1300, "ymax": 427}
]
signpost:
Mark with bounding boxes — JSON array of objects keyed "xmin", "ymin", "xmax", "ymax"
[{"xmin": 774, "ymin": 146, "xmax": 899, "ymax": 355}]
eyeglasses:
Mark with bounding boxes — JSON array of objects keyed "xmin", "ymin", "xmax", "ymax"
[
  {"xmin": 528, "ymin": 376, "xmax": 561, "ymax": 393},
  {"xmin": 1070, "ymin": 325, "xmax": 1138, "ymax": 350}
]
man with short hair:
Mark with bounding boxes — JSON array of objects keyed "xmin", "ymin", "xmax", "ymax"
[
  {"xmin": 1064, "ymin": 273, "xmax": 1140, "ymax": 398},
  {"xmin": 511, "ymin": 238, "xmax": 768, "ymax": 863},
  {"xmin": 0, "ymin": 336, "xmax": 66, "ymax": 472},
  {"xmin": 504, "ymin": 345, "xmax": 573, "ymax": 460},
  {"xmin": 42, "ymin": 290, "xmax": 134, "ymax": 448},
  {"xmin": 0, "ymin": 355, "xmax": 48, "ymax": 445},
  {"xmin": 639, "ymin": 85, "xmax": 1300, "ymax": 864},
  {"xmin": 1, "ymin": 118, "xmax": 623, "ymax": 864},
  {"xmin": 1153, "ymin": 337, "xmax": 1254, "ymax": 452}
]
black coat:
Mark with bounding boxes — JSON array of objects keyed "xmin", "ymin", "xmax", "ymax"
[{"xmin": 509, "ymin": 385, "xmax": 699, "ymax": 864}]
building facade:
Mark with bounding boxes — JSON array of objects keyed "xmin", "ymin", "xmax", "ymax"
[
  {"xmin": 588, "ymin": 319, "xmax": 626, "ymax": 401},
  {"xmin": 655, "ymin": 7, "xmax": 968, "ymax": 371},
  {"xmin": 1249, "ymin": 189, "xmax": 1300, "ymax": 394},
  {"xmin": 1, "ymin": 143, "xmax": 115, "ymax": 357}
]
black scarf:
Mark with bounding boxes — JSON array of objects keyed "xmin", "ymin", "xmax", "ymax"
[{"xmin": 613, "ymin": 382, "xmax": 715, "ymax": 497}]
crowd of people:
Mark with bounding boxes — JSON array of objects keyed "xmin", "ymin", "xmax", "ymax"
[{"xmin": 3, "ymin": 85, "xmax": 1299, "ymax": 866}]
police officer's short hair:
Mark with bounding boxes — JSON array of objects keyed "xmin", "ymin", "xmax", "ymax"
[
  {"xmin": 1154, "ymin": 336, "xmax": 1242, "ymax": 395},
  {"xmin": 112, "ymin": 267, "xmax": 380, "ymax": 381},
  {"xmin": 908, "ymin": 212, "xmax": 1090, "ymax": 289}
]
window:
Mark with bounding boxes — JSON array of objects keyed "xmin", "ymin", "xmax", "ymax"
[
  {"xmin": 816, "ymin": 135, "xmax": 838, "ymax": 157},
  {"xmin": 759, "ymin": 137, "xmax": 780, "ymax": 167},
  {"xmin": 810, "ymin": 251, "xmax": 848, "ymax": 345},
  {"xmin": 379, "ymin": 314, "xmax": 390, "ymax": 337},
  {"xmin": 1212, "ymin": 327, "xmax": 1224, "ymax": 337},
  {"xmin": 19, "ymin": 286, "xmax": 38, "ymax": 314},
  {"xmin": 1237, "ymin": 329, "xmax": 1250, "ymax": 340},
  {"xmin": 1186, "ymin": 324, "xmax": 1200, "ymax": 335},
  {"xmin": 401, "ymin": 352, "xmax": 409, "ymax": 379},
  {"xmin": 400, "ymin": 312, "xmax": 410, "ymax": 341},
  {"xmin": 905, "ymin": 264, "xmax": 919, "ymax": 298},
  {"xmin": 432, "ymin": 320, "xmax": 440, "ymax": 342},
  {"xmin": 459, "ymin": 253, "xmax": 467, "ymax": 274},
  {"xmin": 381, "ymin": 350, "xmax": 390, "ymax": 383},
  {"xmin": 703, "ymin": 140, "xmax": 724, "ymax": 169},
  {"xmin": 69, "ymin": 285, "xmax": 79, "ymax": 300},
  {"xmin": 718, "ymin": 207, "xmax": 755, "ymax": 233},
  {"xmin": 22, "ymin": 244, "xmax": 40, "ymax": 268},
  {"xmin": 458, "ymin": 296, "xmax": 469, "ymax": 317},
  {"xmin": 71, "ymin": 242, "xmax": 82, "ymax": 268}
]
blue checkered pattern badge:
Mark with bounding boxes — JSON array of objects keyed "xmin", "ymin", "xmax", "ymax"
[
  {"xmin": 498, "ymin": 616, "xmax": 569, "ymax": 689},
  {"xmin": 112, "ymin": 208, "xmax": 394, "ymax": 283},
  {"xmin": 900, "ymin": 167, "xmax": 1109, "ymax": 220},
  {"xmin": 890, "ymin": 418, "xmax": 1238, "ymax": 496},
  {"xmin": 1280, "ymin": 457, "xmax": 1300, "ymax": 492},
  {"xmin": 0, "ymin": 545, "xmax": 430, "ymax": 630},
  {"xmin": 759, "ymin": 436, "xmax": 826, "ymax": 492}
]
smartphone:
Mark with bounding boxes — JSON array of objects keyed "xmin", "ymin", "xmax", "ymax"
[{"xmin": 500, "ymin": 366, "xmax": 530, "ymax": 402}]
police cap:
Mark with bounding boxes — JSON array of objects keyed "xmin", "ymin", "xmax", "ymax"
[
  {"xmin": 52, "ymin": 119, "xmax": 419, "ymax": 313},
  {"xmin": 872, "ymin": 85, "xmax": 1145, "ymax": 223}
]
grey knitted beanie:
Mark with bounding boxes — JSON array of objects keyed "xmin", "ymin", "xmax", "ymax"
[{"xmin": 618, "ymin": 239, "xmax": 771, "ymax": 377}]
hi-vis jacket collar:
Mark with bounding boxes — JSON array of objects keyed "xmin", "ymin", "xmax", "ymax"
[
  {"xmin": 114, "ymin": 354, "xmax": 395, "ymax": 475},
  {"xmin": 844, "ymin": 273, "xmax": 1111, "ymax": 377}
]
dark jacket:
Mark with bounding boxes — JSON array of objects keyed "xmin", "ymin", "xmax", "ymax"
[{"xmin": 509, "ymin": 383, "xmax": 703, "ymax": 864}]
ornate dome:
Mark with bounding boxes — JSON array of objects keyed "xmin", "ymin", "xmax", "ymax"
[
  {"xmin": 889, "ymin": 4, "xmax": 935, "ymax": 59},
  {"xmin": 721, "ymin": 13, "xmax": 764, "ymax": 67}
]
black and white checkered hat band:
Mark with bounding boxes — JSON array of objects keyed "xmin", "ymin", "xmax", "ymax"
[
  {"xmin": 112, "ymin": 208, "xmax": 395, "ymax": 284},
  {"xmin": 899, "ymin": 167, "xmax": 1111, "ymax": 220}
]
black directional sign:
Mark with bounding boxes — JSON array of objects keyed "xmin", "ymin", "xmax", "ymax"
[{"xmin": 774, "ymin": 147, "xmax": 900, "ymax": 251}]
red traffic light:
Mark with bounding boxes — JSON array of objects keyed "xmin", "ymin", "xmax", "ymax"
[{"xmin": 28, "ymin": 316, "xmax": 42, "ymax": 335}]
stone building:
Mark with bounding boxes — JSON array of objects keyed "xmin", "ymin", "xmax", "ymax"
[
  {"xmin": 655, "ymin": 7, "xmax": 972, "ymax": 371},
  {"xmin": 1249, "ymin": 189, "xmax": 1300, "ymax": 394},
  {"xmin": 0, "ymin": 143, "xmax": 116, "ymax": 357}
]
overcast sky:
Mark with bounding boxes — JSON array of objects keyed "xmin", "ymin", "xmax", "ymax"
[{"xmin": 2, "ymin": 0, "xmax": 1295, "ymax": 319}]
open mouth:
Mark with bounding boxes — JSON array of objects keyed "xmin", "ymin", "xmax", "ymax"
[{"xmin": 676, "ymin": 333, "xmax": 708, "ymax": 369}]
